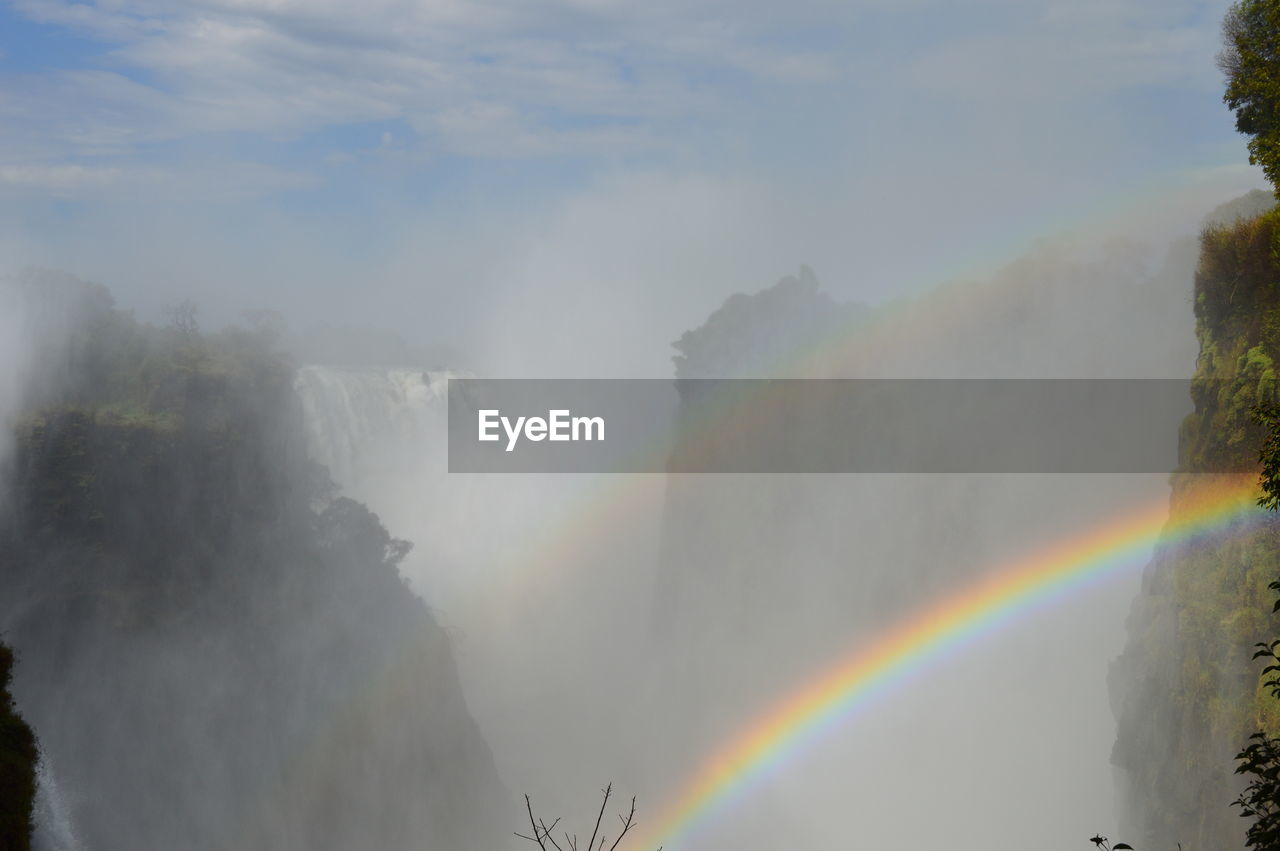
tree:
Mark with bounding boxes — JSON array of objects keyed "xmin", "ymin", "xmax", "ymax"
[
  {"xmin": 162, "ymin": 299, "xmax": 199, "ymax": 340},
  {"xmin": 518, "ymin": 784, "xmax": 658, "ymax": 851},
  {"xmin": 1235, "ymin": 722, "xmax": 1280, "ymax": 850},
  {"xmin": 1255, "ymin": 400, "xmax": 1280, "ymax": 511},
  {"xmin": 1220, "ymin": 0, "xmax": 1280, "ymax": 192}
]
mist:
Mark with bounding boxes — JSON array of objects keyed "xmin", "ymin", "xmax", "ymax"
[{"xmin": 0, "ymin": 1, "xmax": 1273, "ymax": 850}]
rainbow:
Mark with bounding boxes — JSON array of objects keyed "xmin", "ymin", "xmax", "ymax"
[
  {"xmin": 632, "ymin": 476, "xmax": 1267, "ymax": 850},
  {"xmin": 472, "ymin": 173, "xmax": 1268, "ymax": 613},
  {"xmin": 250, "ymin": 175, "xmax": 1267, "ymax": 845}
]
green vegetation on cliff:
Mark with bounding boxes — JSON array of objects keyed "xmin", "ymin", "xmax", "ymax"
[
  {"xmin": 6, "ymin": 269, "xmax": 294, "ymax": 436},
  {"xmin": 1181, "ymin": 207, "xmax": 1280, "ymax": 472},
  {"xmin": 1110, "ymin": 199, "xmax": 1280, "ymax": 850},
  {"xmin": 0, "ymin": 273, "xmax": 505, "ymax": 850}
]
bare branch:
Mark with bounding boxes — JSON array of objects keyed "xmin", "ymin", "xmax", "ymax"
[
  {"xmin": 521, "ymin": 795, "xmax": 549, "ymax": 851},
  {"xmin": 539, "ymin": 819, "xmax": 564, "ymax": 851},
  {"xmin": 587, "ymin": 783, "xmax": 611, "ymax": 851},
  {"xmin": 519, "ymin": 783, "xmax": 657, "ymax": 851},
  {"xmin": 607, "ymin": 797, "xmax": 637, "ymax": 851}
]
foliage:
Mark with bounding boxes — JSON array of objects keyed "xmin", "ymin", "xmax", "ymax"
[
  {"xmin": 1236, "ymin": 725, "xmax": 1280, "ymax": 849},
  {"xmin": 1195, "ymin": 209, "xmax": 1280, "ymax": 344},
  {"xmin": 0, "ymin": 644, "xmax": 36, "ymax": 851},
  {"xmin": 670, "ymin": 266, "xmax": 862, "ymax": 378},
  {"xmin": 1233, "ymin": 404, "xmax": 1280, "ymax": 850},
  {"xmin": 1221, "ymin": 0, "xmax": 1280, "ymax": 191},
  {"xmin": 1235, "ymin": 605, "xmax": 1280, "ymax": 851},
  {"xmin": 1111, "ymin": 199, "xmax": 1280, "ymax": 850},
  {"xmin": 5, "ymin": 269, "xmax": 294, "ymax": 434},
  {"xmin": 1087, "ymin": 836, "xmax": 1132, "ymax": 851},
  {"xmin": 1258, "ymin": 402, "xmax": 1280, "ymax": 511},
  {"xmin": 1181, "ymin": 211, "xmax": 1280, "ymax": 473}
]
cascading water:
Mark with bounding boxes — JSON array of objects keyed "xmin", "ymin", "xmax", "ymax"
[
  {"xmin": 31, "ymin": 759, "xmax": 82, "ymax": 851},
  {"xmin": 293, "ymin": 365, "xmax": 456, "ymax": 490},
  {"xmin": 289, "ymin": 363, "xmax": 667, "ymax": 819}
]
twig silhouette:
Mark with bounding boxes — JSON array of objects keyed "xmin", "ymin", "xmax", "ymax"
[{"xmin": 518, "ymin": 783, "xmax": 656, "ymax": 851}]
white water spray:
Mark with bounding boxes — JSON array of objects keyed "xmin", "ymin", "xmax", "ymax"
[{"xmin": 31, "ymin": 759, "xmax": 81, "ymax": 851}]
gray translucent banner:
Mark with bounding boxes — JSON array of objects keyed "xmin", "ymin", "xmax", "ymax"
[{"xmin": 446, "ymin": 379, "xmax": 1227, "ymax": 474}]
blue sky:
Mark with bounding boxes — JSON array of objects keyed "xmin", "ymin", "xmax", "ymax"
[{"xmin": 0, "ymin": 0, "xmax": 1267, "ymax": 373}]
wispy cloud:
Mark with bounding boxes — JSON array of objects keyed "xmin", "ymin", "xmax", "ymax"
[
  {"xmin": 0, "ymin": 162, "xmax": 121, "ymax": 190},
  {"xmin": 0, "ymin": 0, "xmax": 1234, "ymax": 201},
  {"xmin": 911, "ymin": 2, "xmax": 1219, "ymax": 101},
  {"xmin": 2, "ymin": 0, "xmax": 847, "ymax": 179}
]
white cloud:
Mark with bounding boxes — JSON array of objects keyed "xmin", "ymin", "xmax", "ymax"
[
  {"xmin": 0, "ymin": 163, "xmax": 122, "ymax": 190},
  {"xmin": 0, "ymin": 0, "xmax": 1236, "ymax": 201},
  {"xmin": 0, "ymin": 159, "xmax": 319, "ymax": 201},
  {"xmin": 909, "ymin": 1, "xmax": 1221, "ymax": 101},
  {"xmin": 4, "ymin": 0, "xmax": 841, "ymax": 166}
]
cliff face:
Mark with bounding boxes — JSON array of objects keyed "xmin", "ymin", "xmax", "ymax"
[
  {"xmin": 0, "ymin": 276, "xmax": 505, "ymax": 851},
  {"xmin": 0, "ymin": 645, "xmax": 36, "ymax": 851},
  {"xmin": 1110, "ymin": 203, "xmax": 1280, "ymax": 850}
]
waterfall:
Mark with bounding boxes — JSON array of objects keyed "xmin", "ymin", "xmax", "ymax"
[
  {"xmin": 293, "ymin": 365, "xmax": 457, "ymax": 490},
  {"xmin": 31, "ymin": 758, "xmax": 81, "ymax": 851},
  {"xmin": 291, "ymin": 364, "xmax": 477, "ymax": 611}
]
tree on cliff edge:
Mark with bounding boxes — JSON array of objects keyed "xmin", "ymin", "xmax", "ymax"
[
  {"xmin": 0, "ymin": 644, "xmax": 36, "ymax": 851},
  {"xmin": 1221, "ymin": 0, "xmax": 1280, "ymax": 192}
]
